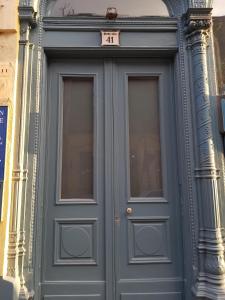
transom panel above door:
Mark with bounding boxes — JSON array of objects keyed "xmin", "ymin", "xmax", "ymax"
[{"xmin": 41, "ymin": 59, "xmax": 183, "ymax": 300}]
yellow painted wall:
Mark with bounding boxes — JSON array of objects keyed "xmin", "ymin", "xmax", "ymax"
[{"xmin": 0, "ymin": 0, "xmax": 18, "ymax": 276}]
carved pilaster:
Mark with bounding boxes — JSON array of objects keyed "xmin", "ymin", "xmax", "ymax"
[
  {"xmin": 7, "ymin": 231, "xmax": 18, "ymax": 277},
  {"xmin": 185, "ymin": 8, "xmax": 225, "ymax": 299},
  {"xmin": 18, "ymin": 6, "xmax": 37, "ymax": 29},
  {"xmin": 7, "ymin": 6, "xmax": 36, "ymax": 300},
  {"xmin": 8, "ymin": 169, "xmax": 28, "ymax": 278}
]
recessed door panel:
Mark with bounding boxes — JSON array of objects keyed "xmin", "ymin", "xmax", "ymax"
[{"xmin": 41, "ymin": 59, "xmax": 183, "ymax": 300}]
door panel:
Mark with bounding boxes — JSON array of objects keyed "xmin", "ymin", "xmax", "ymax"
[
  {"xmin": 120, "ymin": 293, "xmax": 182, "ymax": 300},
  {"xmin": 41, "ymin": 59, "xmax": 183, "ymax": 300},
  {"xmin": 42, "ymin": 60, "xmax": 105, "ymax": 299},
  {"xmin": 113, "ymin": 61, "xmax": 183, "ymax": 299}
]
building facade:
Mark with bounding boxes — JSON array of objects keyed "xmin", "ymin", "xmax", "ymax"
[
  {"xmin": 0, "ymin": 0, "xmax": 19, "ymax": 298},
  {"xmin": 1, "ymin": 0, "xmax": 225, "ymax": 299}
]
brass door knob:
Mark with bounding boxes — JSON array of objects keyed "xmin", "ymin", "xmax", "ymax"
[{"xmin": 126, "ymin": 207, "xmax": 133, "ymax": 215}]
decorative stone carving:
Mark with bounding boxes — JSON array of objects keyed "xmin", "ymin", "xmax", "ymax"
[
  {"xmin": 7, "ymin": 231, "xmax": 18, "ymax": 277},
  {"xmin": 185, "ymin": 8, "xmax": 212, "ymax": 34},
  {"xmin": 205, "ymin": 254, "xmax": 225, "ymax": 276},
  {"xmin": 185, "ymin": 7, "xmax": 225, "ymax": 299},
  {"xmin": 186, "ymin": 9, "xmax": 214, "ymax": 169},
  {"xmin": 186, "ymin": 18, "xmax": 211, "ymax": 33},
  {"xmin": 195, "ymin": 168, "xmax": 220, "ymax": 179},
  {"xmin": 8, "ymin": 170, "xmax": 28, "ymax": 280},
  {"xmin": 176, "ymin": 19, "xmax": 199, "ymax": 276},
  {"xmin": 12, "ymin": 169, "xmax": 28, "ymax": 182},
  {"xmin": 18, "ymin": 5, "xmax": 37, "ymax": 29}
]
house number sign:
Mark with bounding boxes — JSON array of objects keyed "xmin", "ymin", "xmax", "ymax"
[{"xmin": 101, "ymin": 31, "xmax": 120, "ymax": 46}]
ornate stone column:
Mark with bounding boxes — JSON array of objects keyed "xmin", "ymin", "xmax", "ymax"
[
  {"xmin": 185, "ymin": 8, "xmax": 225, "ymax": 299},
  {"xmin": 7, "ymin": 5, "xmax": 36, "ymax": 300}
]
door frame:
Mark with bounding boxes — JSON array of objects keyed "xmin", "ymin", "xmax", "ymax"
[
  {"xmin": 32, "ymin": 17, "xmax": 197, "ymax": 300},
  {"xmin": 34, "ymin": 56, "xmax": 189, "ymax": 300}
]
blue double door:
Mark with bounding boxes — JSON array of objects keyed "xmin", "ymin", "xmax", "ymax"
[{"xmin": 41, "ymin": 59, "xmax": 184, "ymax": 300}]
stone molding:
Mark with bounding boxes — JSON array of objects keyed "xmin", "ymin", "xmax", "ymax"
[
  {"xmin": 195, "ymin": 168, "xmax": 220, "ymax": 179},
  {"xmin": 12, "ymin": 169, "xmax": 28, "ymax": 182},
  {"xmin": 18, "ymin": 6, "xmax": 37, "ymax": 29}
]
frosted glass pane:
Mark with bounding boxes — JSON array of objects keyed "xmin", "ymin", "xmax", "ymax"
[
  {"xmin": 61, "ymin": 78, "xmax": 93, "ymax": 199},
  {"xmin": 128, "ymin": 77, "xmax": 163, "ymax": 198},
  {"xmin": 47, "ymin": 0, "xmax": 169, "ymax": 17}
]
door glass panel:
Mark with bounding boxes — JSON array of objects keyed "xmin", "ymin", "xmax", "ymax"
[
  {"xmin": 61, "ymin": 78, "xmax": 93, "ymax": 199},
  {"xmin": 47, "ymin": 0, "xmax": 169, "ymax": 17},
  {"xmin": 128, "ymin": 77, "xmax": 163, "ymax": 198}
]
